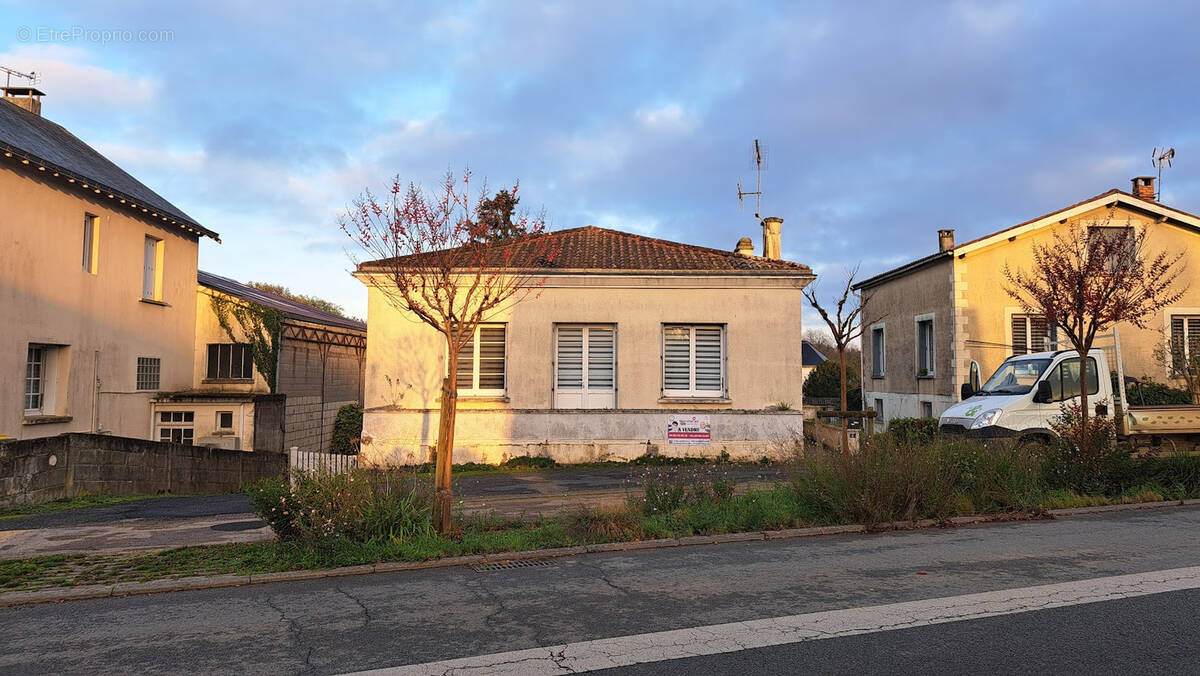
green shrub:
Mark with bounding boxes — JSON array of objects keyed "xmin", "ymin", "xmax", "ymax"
[
  {"xmin": 247, "ymin": 467, "xmax": 432, "ymax": 544},
  {"xmin": 502, "ymin": 455, "xmax": 557, "ymax": 469},
  {"xmin": 330, "ymin": 403, "xmax": 364, "ymax": 455},
  {"xmin": 1124, "ymin": 377, "xmax": 1191, "ymax": 406},
  {"xmin": 887, "ymin": 417, "xmax": 939, "ymax": 444}
]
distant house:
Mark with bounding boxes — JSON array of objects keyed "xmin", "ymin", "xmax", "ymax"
[
  {"xmin": 355, "ymin": 221, "xmax": 814, "ymax": 465},
  {"xmin": 800, "ymin": 342, "xmax": 828, "ymax": 384},
  {"xmin": 0, "ymin": 86, "xmax": 218, "ymax": 441},
  {"xmin": 854, "ymin": 177, "xmax": 1200, "ymax": 427},
  {"xmin": 175, "ymin": 272, "xmax": 366, "ymax": 452}
]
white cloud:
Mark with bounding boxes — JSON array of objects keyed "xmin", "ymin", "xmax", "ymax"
[{"xmin": 0, "ymin": 44, "xmax": 159, "ymax": 110}]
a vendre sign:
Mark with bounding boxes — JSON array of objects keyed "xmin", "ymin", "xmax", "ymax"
[{"xmin": 667, "ymin": 414, "xmax": 711, "ymax": 445}]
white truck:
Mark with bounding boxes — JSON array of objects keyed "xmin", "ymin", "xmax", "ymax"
[{"xmin": 939, "ymin": 330, "xmax": 1200, "ymax": 451}]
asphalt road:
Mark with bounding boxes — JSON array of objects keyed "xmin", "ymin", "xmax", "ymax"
[{"xmin": 2, "ymin": 506, "xmax": 1199, "ymax": 675}]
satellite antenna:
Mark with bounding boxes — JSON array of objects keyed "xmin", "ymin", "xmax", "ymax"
[
  {"xmin": 1, "ymin": 66, "xmax": 39, "ymax": 89},
  {"xmin": 737, "ymin": 139, "xmax": 767, "ymax": 220},
  {"xmin": 1152, "ymin": 147, "xmax": 1175, "ymax": 201}
]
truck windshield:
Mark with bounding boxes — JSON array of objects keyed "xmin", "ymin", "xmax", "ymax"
[{"xmin": 978, "ymin": 358, "xmax": 1052, "ymax": 395}]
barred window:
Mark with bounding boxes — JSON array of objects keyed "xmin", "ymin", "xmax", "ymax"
[{"xmin": 136, "ymin": 357, "xmax": 161, "ymax": 391}]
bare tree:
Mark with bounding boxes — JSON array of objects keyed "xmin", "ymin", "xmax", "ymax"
[
  {"xmin": 341, "ymin": 171, "xmax": 556, "ymax": 532},
  {"xmin": 803, "ymin": 267, "xmax": 868, "ymax": 455},
  {"xmin": 1004, "ymin": 217, "xmax": 1186, "ymax": 449}
]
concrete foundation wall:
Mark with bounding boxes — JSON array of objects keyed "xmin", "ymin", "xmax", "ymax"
[
  {"xmin": 361, "ymin": 409, "xmax": 805, "ymax": 465},
  {"xmin": 0, "ymin": 433, "xmax": 287, "ymax": 507}
]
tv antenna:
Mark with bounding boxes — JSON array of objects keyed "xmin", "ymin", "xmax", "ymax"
[
  {"xmin": 737, "ymin": 138, "xmax": 767, "ymax": 220},
  {"xmin": 1152, "ymin": 147, "xmax": 1175, "ymax": 201},
  {"xmin": 1, "ymin": 66, "xmax": 39, "ymax": 89}
]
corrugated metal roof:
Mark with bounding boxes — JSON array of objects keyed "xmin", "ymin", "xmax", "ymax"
[
  {"xmin": 0, "ymin": 97, "xmax": 216, "ymax": 240},
  {"xmin": 199, "ymin": 271, "xmax": 365, "ymax": 332}
]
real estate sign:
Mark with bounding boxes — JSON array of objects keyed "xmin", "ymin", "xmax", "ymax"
[{"xmin": 667, "ymin": 414, "xmax": 711, "ymax": 445}]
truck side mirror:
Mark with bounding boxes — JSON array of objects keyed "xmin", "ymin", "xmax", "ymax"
[
  {"xmin": 960, "ymin": 382, "xmax": 974, "ymax": 400},
  {"xmin": 1033, "ymin": 381, "xmax": 1052, "ymax": 403}
]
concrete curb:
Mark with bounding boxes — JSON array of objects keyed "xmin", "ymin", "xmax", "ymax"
[{"xmin": 4, "ymin": 499, "xmax": 1198, "ymax": 608}]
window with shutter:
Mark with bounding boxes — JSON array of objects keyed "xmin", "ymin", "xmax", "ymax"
[
  {"xmin": 1011, "ymin": 314, "xmax": 1055, "ymax": 355},
  {"xmin": 453, "ymin": 324, "xmax": 507, "ymax": 395},
  {"xmin": 555, "ymin": 325, "xmax": 616, "ymax": 408},
  {"xmin": 662, "ymin": 325, "xmax": 725, "ymax": 398},
  {"xmin": 1169, "ymin": 315, "xmax": 1200, "ymax": 375}
]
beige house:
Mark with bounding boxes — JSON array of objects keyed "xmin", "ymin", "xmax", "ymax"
[
  {"xmin": 178, "ymin": 272, "xmax": 367, "ymax": 452},
  {"xmin": 855, "ymin": 177, "xmax": 1200, "ymax": 427},
  {"xmin": 0, "ymin": 86, "xmax": 219, "ymax": 441},
  {"xmin": 357, "ymin": 222, "xmax": 813, "ymax": 465}
]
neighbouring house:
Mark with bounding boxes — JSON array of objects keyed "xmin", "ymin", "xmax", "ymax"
[
  {"xmin": 0, "ymin": 85, "xmax": 219, "ymax": 441},
  {"xmin": 800, "ymin": 342, "xmax": 828, "ymax": 384},
  {"xmin": 854, "ymin": 177, "xmax": 1200, "ymax": 428},
  {"xmin": 355, "ymin": 220, "xmax": 814, "ymax": 465},
  {"xmin": 186, "ymin": 272, "xmax": 366, "ymax": 453}
]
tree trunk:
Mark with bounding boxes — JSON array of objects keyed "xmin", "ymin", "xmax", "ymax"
[
  {"xmin": 433, "ymin": 373, "xmax": 459, "ymax": 533},
  {"xmin": 839, "ymin": 347, "xmax": 849, "ymax": 456},
  {"xmin": 1077, "ymin": 342, "xmax": 1091, "ymax": 455}
]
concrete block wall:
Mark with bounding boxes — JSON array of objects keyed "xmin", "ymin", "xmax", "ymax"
[
  {"xmin": 284, "ymin": 396, "xmax": 356, "ymax": 453},
  {"xmin": 0, "ymin": 433, "xmax": 287, "ymax": 507}
]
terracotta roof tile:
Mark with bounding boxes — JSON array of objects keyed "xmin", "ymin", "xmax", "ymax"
[{"xmin": 358, "ymin": 226, "xmax": 813, "ymax": 275}]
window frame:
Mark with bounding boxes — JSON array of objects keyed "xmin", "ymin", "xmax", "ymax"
[
  {"xmin": 24, "ymin": 345, "xmax": 46, "ymax": 414},
  {"xmin": 870, "ymin": 323, "xmax": 886, "ymax": 378},
  {"xmin": 142, "ymin": 235, "xmax": 164, "ymax": 301},
  {"xmin": 553, "ymin": 323, "xmax": 618, "ymax": 409},
  {"xmin": 82, "ymin": 213, "xmax": 99, "ymax": 275},
  {"xmin": 1009, "ymin": 311, "xmax": 1056, "ymax": 355},
  {"xmin": 453, "ymin": 323, "xmax": 508, "ymax": 397},
  {"xmin": 136, "ymin": 357, "xmax": 161, "ymax": 391},
  {"xmin": 157, "ymin": 410, "xmax": 195, "ymax": 445},
  {"xmin": 216, "ymin": 410, "xmax": 235, "ymax": 430},
  {"xmin": 1168, "ymin": 312, "xmax": 1200, "ymax": 377},
  {"xmin": 661, "ymin": 323, "xmax": 726, "ymax": 399},
  {"xmin": 914, "ymin": 313, "xmax": 935, "ymax": 378},
  {"xmin": 206, "ymin": 343, "xmax": 255, "ymax": 381}
]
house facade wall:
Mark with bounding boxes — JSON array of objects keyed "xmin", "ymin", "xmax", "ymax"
[
  {"xmin": 360, "ymin": 274, "xmax": 808, "ymax": 464},
  {"xmin": 956, "ymin": 203, "xmax": 1200, "ymax": 396},
  {"xmin": 861, "ymin": 201, "xmax": 1200, "ymax": 428},
  {"xmin": 0, "ymin": 166, "xmax": 199, "ymax": 441},
  {"xmin": 859, "ymin": 256, "xmax": 956, "ymax": 425}
]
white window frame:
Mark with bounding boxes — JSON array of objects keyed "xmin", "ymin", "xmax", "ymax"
[
  {"xmin": 553, "ymin": 324, "xmax": 617, "ymax": 409},
  {"xmin": 157, "ymin": 410, "xmax": 195, "ymax": 444},
  {"xmin": 23, "ymin": 344, "xmax": 64, "ymax": 417},
  {"xmin": 661, "ymin": 324, "xmax": 726, "ymax": 399},
  {"xmin": 1165, "ymin": 309, "xmax": 1200, "ymax": 377},
  {"xmin": 453, "ymin": 323, "xmax": 507, "ymax": 397},
  {"xmin": 24, "ymin": 345, "xmax": 47, "ymax": 415},
  {"xmin": 82, "ymin": 213, "xmax": 99, "ymax": 274},
  {"xmin": 914, "ymin": 313, "xmax": 935, "ymax": 378},
  {"xmin": 216, "ymin": 410, "xmax": 235, "ymax": 431},
  {"xmin": 1006, "ymin": 308, "xmax": 1056, "ymax": 355},
  {"xmin": 142, "ymin": 235, "xmax": 164, "ymax": 301},
  {"xmin": 870, "ymin": 323, "xmax": 886, "ymax": 378}
]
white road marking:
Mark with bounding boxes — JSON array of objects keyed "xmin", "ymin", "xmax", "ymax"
[{"xmin": 345, "ymin": 565, "xmax": 1200, "ymax": 675}]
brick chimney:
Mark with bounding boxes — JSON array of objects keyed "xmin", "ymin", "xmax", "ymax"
[
  {"xmin": 938, "ymin": 228, "xmax": 955, "ymax": 252},
  {"xmin": 734, "ymin": 237, "xmax": 755, "ymax": 257},
  {"xmin": 1131, "ymin": 176, "xmax": 1156, "ymax": 201},
  {"xmin": 2, "ymin": 86, "xmax": 45, "ymax": 116},
  {"xmin": 761, "ymin": 217, "xmax": 783, "ymax": 260}
]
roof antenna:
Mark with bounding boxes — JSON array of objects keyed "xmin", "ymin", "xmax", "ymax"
[
  {"xmin": 737, "ymin": 138, "xmax": 767, "ymax": 220},
  {"xmin": 1152, "ymin": 147, "xmax": 1175, "ymax": 201},
  {"xmin": 1, "ymin": 65, "xmax": 39, "ymax": 89}
]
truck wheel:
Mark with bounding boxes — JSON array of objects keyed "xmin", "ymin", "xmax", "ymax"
[{"xmin": 1016, "ymin": 434, "xmax": 1052, "ymax": 450}]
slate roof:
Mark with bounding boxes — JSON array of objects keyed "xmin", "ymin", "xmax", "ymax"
[
  {"xmin": 199, "ymin": 271, "xmax": 365, "ymax": 332},
  {"xmin": 358, "ymin": 226, "xmax": 813, "ymax": 275},
  {"xmin": 0, "ymin": 97, "xmax": 216, "ymax": 240},
  {"xmin": 801, "ymin": 342, "xmax": 828, "ymax": 367}
]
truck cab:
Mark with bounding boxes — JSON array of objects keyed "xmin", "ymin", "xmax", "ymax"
[{"xmin": 939, "ymin": 349, "xmax": 1109, "ymax": 442}]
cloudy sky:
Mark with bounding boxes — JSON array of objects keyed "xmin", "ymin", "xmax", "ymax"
[{"xmin": 2, "ymin": 1, "xmax": 1198, "ymax": 322}]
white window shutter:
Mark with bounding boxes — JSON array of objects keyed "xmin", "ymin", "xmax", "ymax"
[
  {"xmin": 694, "ymin": 327, "xmax": 723, "ymax": 393},
  {"xmin": 663, "ymin": 327, "xmax": 692, "ymax": 392},
  {"xmin": 586, "ymin": 327, "xmax": 614, "ymax": 389},
  {"xmin": 557, "ymin": 327, "xmax": 584, "ymax": 389}
]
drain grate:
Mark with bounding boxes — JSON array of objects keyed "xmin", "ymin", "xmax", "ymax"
[{"xmin": 472, "ymin": 557, "xmax": 558, "ymax": 572}]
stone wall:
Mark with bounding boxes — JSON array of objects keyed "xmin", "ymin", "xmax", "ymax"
[
  {"xmin": 284, "ymin": 396, "xmax": 356, "ymax": 454},
  {"xmin": 0, "ymin": 433, "xmax": 287, "ymax": 507}
]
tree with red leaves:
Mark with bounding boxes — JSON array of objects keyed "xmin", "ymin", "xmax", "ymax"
[
  {"xmin": 1003, "ymin": 217, "xmax": 1186, "ymax": 449},
  {"xmin": 341, "ymin": 170, "xmax": 555, "ymax": 532}
]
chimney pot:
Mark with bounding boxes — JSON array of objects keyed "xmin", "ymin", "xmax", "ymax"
[
  {"xmin": 1132, "ymin": 176, "xmax": 1156, "ymax": 201},
  {"xmin": 734, "ymin": 237, "xmax": 755, "ymax": 257},
  {"xmin": 2, "ymin": 86, "xmax": 45, "ymax": 116},
  {"xmin": 938, "ymin": 228, "xmax": 955, "ymax": 252},
  {"xmin": 761, "ymin": 217, "xmax": 783, "ymax": 260}
]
